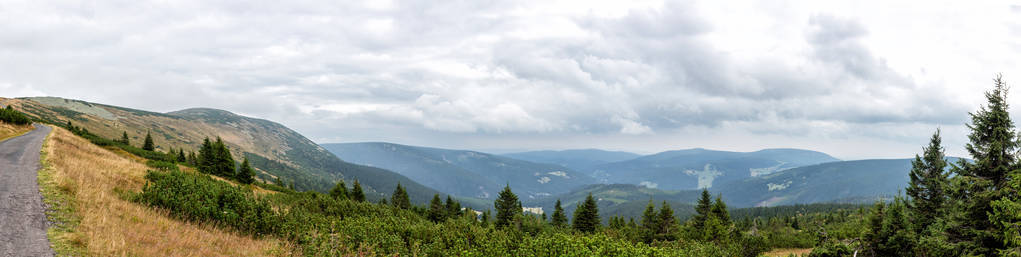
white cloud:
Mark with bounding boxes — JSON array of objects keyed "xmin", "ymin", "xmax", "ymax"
[{"xmin": 0, "ymin": 0, "xmax": 1016, "ymax": 159}]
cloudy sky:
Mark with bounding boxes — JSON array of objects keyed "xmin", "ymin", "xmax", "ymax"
[{"xmin": 2, "ymin": 0, "xmax": 1019, "ymax": 159}]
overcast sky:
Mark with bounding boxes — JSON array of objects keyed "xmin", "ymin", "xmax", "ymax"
[{"xmin": 2, "ymin": 0, "xmax": 1019, "ymax": 159}]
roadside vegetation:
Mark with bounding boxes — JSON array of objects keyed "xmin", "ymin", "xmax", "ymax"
[{"xmin": 0, "ymin": 105, "xmax": 33, "ymax": 141}]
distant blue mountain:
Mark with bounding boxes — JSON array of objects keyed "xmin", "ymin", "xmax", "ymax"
[
  {"xmin": 592, "ymin": 148, "xmax": 840, "ymax": 190},
  {"xmin": 322, "ymin": 142, "xmax": 597, "ymax": 200},
  {"xmin": 502, "ymin": 149, "xmax": 641, "ymax": 174}
]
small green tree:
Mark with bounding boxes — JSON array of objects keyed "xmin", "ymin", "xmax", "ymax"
[
  {"xmin": 494, "ymin": 184, "xmax": 521, "ymax": 229},
  {"xmin": 551, "ymin": 199, "xmax": 568, "ymax": 228},
  {"xmin": 572, "ymin": 193, "xmax": 600, "ymax": 233},
  {"xmin": 391, "ymin": 183, "xmax": 411, "ymax": 209},
  {"xmin": 121, "ymin": 131, "xmax": 130, "ymax": 145},
  {"xmin": 428, "ymin": 194, "xmax": 445, "ymax": 223},
  {"xmin": 445, "ymin": 195, "xmax": 461, "ymax": 219},
  {"xmin": 350, "ymin": 180, "xmax": 365, "ymax": 202},
  {"xmin": 330, "ymin": 180, "xmax": 348, "ymax": 200},
  {"xmin": 690, "ymin": 189, "xmax": 713, "ymax": 232},
  {"xmin": 906, "ymin": 129, "xmax": 949, "ymax": 235},
  {"xmin": 142, "ymin": 131, "xmax": 155, "ymax": 151},
  {"xmin": 236, "ymin": 157, "xmax": 255, "ymax": 184}
]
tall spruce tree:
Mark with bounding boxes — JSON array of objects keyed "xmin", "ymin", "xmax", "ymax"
[
  {"xmin": 330, "ymin": 180, "xmax": 349, "ymax": 200},
  {"xmin": 176, "ymin": 149, "xmax": 186, "ymax": 162},
  {"xmin": 212, "ymin": 137, "xmax": 235, "ymax": 178},
  {"xmin": 236, "ymin": 157, "xmax": 255, "ymax": 184},
  {"xmin": 428, "ymin": 194, "xmax": 445, "ymax": 223},
  {"xmin": 551, "ymin": 199, "xmax": 568, "ymax": 228},
  {"xmin": 142, "ymin": 131, "xmax": 155, "ymax": 151},
  {"xmin": 572, "ymin": 193, "xmax": 600, "ymax": 233},
  {"xmin": 198, "ymin": 138, "xmax": 214, "ymax": 174},
  {"xmin": 641, "ymin": 200, "xmax": 658, "ymax": 243},
  {"xmin": 906, "ymin": 129, "xmax": 949, "ymax": 234},
  {"xmin": 494, "ymin": 184, "xmax": 521, "ymax": 229},
  {"xmin": 350, "ymin": 180, "xmax": 365, "ymax": 202},
  {"xmin": 690, "ymin": 189, "xmax": 713, "ymax": 231},
  {"xmin": 391, "ymin": 183, "xmax": 411, "ymax": 209},
  {"xmin": 949, "ymin": 75, "xmax": 1018, "ymax": 255},
  {"xmin": 657, "ymin": 201, "xmax": 677, "ymax": 241}
]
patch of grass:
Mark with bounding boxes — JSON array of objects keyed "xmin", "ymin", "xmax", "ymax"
[
  {"xmin": 37, "ymin": 126, "xmax": 292, "ymax": 256},
  {"xmin": 38, "ymin": 126, "xmax": 85, "ymax": 256},
  {"xmin": 0, "ymin": 122, "xmax": 33, "ymax": 142}
]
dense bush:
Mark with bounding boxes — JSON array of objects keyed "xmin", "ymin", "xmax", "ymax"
[{"xmin": 0, "ymin": 106, "xmax": 31, "ymax": 125}]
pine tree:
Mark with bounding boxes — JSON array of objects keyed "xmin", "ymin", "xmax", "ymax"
[
  {"xmin": 176, "ymin": 149, "xmax": 186, "ymax": 162},
  {"xmin": 551, "ymin": 199, "xmax": 568, "ymax": 228},
  {"xmin": 657, "ymin": 201, "xmax": 677, "ymax": 241},
  {"xmin": 198, "ymin": 138, "xmax": 214, "ymax": 174},
  {"xmin": 444, "ymin": 195, "xmax": 460, "ymax": 219},
  {"xmin": 142, "ymin": 131, "xmax": 155, "ymax": 151},
  {"xmin": 330, "ymin": 180, "xmax": 349, "ymax": 200},
  {"xmin": 350, "ymin": 180, "xmax": 365, "ymax": 202},
  {"xmin": 214, "ymin": 137, "xmax": 235, "ymax": 178},
  {"xmin": 949, "ymin": 75, "xmax": 1017, "ymax": 255},
  {"xmin": 494, "ymin": 184, "xmax": 521, "ymax": 229},
  {"xmin": 906, "ymin": 129, "xmax": 949, "ymax": 235},
  {"xmin": 863, "ymin": 201, "xmax": 887, "ymax": 257},
  {"xmin": 641, "ymin": 200, "xmax": 658, "ymax": 243},
  {"xmin": 428, "ymin": 194, "xmax": 445, "ymax": 223},
  {"xmin": 391, "ymin": 183, "xmax": 410, "ymax": 209},
  {"xmin": 710, "ymin": 195, "xmax": 731, "ymax": 228},
  {"xmin": 481, "ymin": 210, "xmax": 491, "ymax": 226},
  {"xmin": 121, "ymin": 131, "xmax": 130, "ymax": 145},
  {"xmin": 572, "ymin": 193, "xmax": 600, "ymax": 233},
  {"xmin": 236, "ymin": 157, "xmax": 255, "ymax": 184},
  {"xmin": 691, "ymin": 189, "xmax": 713, "ymax": 231}
]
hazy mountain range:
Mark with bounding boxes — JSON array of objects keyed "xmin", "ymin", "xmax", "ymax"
[{"xmin": 2, "ymin": 96, "xmax": 949, "ymax": 215}]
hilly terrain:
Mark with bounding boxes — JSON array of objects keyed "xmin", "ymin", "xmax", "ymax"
[
  {"xmin": 502, "ymin": 149, "xmax": 641, "ymax": 177},
  {"xmin": 0, "ymin": 97, "xmax": 442, "ymax": 204},
  {"xmin": 592, "ymin": 148, "xmax": 840, "ymax": 190},
  {"xmin": 323, "ymin": 142, "xmax": 597, "ymax": 200},
  {"xmin": 716, "ymin": 158, "xmax": 917, "ymax": 207},
  {"xmin": 522, "ymin": 184, "xmax": 701, "ymax": 223}
]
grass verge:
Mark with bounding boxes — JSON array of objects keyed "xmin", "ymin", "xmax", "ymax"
[{"xmin": 37, "ymin": 126, "xmax": 292, "ymax": 256}]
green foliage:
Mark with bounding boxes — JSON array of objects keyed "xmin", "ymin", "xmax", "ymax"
[
  {"xmin": 428, "ymin": 194, "xmax": 445, "ymax": 223},
  {"xmin": 142, "ymin": 131, "xmax": 155, "ymax": 151},
  {"xmin": 906, "ymin": 129, "xmax": 949, "ymax": 235},
  {"xmin": 391, "ymin": 183, "xmax": 410, "ymax": 209},
  {"xmin": 494, "ymin": 185, "xmax": 521, "ymax": 229},
  {"xmin": 236, "ymin": 157, "xmax": 255, "ymax": 184},
  {"xmin": 120, "ymin": 131, "xmax": 129, "ymax": 145},
  {"xmin": 0, "ymin": 105, "xmax": 31, "ymax": 125},
  {"xmin": 330, "ymin": 180, "xmax": 348, "ymax": 200},
  {"xmin": 572, "ymin": 193, "xmax": 600, "ymax": 233},
  {"xmin": 63, "ymin": 122, "xmax": 177, "ymax": 162},
  {"xmin": 808, "ymin": 240, "xmax": 853, "ymax": 257},
  {"xmin": 551, "ymin": 199, "xmax": 567, "ymax": 229},
  {"xmin": 350, "ymin": 180, "xmax": 365, "ymax": 202}
]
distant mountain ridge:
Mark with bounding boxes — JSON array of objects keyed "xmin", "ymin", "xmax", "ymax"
[
  {"xmin": 502, "ymin": 149, "xmax": 641, "ymax": 174},
  {"xmin": 591, "ymin": 148, "xmax": 840, "ymax": 190},
  {"xmin": 323, "ymin": 142, "xmax": 598, "ymax": 200},
  {"xmin": 1, "ymin": 96, "xmax": 444, "ymax": 204}
]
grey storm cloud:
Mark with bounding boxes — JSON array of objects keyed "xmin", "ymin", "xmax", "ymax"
[{"xmin": 0, "ymin": 0, "xmax": 1016, "ymax": 159}]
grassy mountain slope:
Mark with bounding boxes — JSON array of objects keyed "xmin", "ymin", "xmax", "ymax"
[
  {"xmin": 323, "ymin": 142, "xmax": 597, "ymax": 200},
  {"xmin": 39, "ymin": 126, "xmax": 290, "ymax": 256},
  {"xmin": 502, "ymin": 149, "xmax": 641, "ymax": 175},
  {"xmin": 594, "ymin": 148, "xmax": 840, "ymax": 190},
  {"xmin": 2, "ymin": 97, "xmax": 442, "ymax": 203}
]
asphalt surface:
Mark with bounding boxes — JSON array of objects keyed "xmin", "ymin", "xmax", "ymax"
[{"xmin": 0, "ymin": 124, "xmax": 54, "ymax": 257}]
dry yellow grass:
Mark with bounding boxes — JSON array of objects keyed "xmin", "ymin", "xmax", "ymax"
[
  {"xmin": 0, "ymin": 122, "xmax": 33, "ymax": 142},
  {"xmin": 762, "ymin": 248, "xmax": 813, "ymax": 257},
  {"xmin": 39, "ymin": 126, "xmax": 293, "ymax": 256}
]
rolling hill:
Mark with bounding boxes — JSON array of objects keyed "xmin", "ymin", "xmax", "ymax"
[
  {"xmin": 0, "ymin": 97, "xmax": 443, "ymax": 204},
  {"xmin": 322, "ymin": 142, "xmax": 598, "ymax": 200},
  {"xmin": 715, "ymin": 158, "xmax": 917, "ymax": 207},
  {"xmin": 522, "ymin": 184, "xmax": 701, "ymax": 223},
  {"xmin": 502, "ymin": 149, "xmax": 641, "ymax": 177},
  {"xmin": 593, "ymin": 148, "xmax": 840, "ymax": 190}
]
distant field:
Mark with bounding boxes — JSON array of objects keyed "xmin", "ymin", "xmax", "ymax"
[{"xmin": 38, "ymin": 126, "xmax": 291, "ymax": 256}]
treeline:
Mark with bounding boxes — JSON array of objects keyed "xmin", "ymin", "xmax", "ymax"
[
  {"xmin": 813, "ymin": 75, "xmax": 1021, "ymax": 256},
  {"xmin": 0, "ymin": 105, "xmax": 31, "ymax": 125}
]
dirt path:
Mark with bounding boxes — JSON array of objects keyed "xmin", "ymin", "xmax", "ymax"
[{"xmin": 0, "ymin": 124, "xmax": 54, "ymax": 256}]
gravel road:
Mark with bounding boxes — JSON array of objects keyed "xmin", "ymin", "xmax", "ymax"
[{"xmin": 0, "ymin": 124, "xmax": 55, "ymax": 257}]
